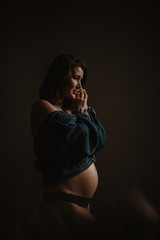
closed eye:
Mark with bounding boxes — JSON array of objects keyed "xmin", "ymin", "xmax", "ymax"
[{"xmin": 73, "ymin": 75, "xmax": 80, "ymax": 80}]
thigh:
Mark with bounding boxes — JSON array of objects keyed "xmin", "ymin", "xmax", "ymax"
[{"xmin": 11, "ymin": 202, "xmax": 97, "ymax": 240}]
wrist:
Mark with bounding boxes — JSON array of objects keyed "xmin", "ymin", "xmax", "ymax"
[
  {"xmin": 72, "ymin": 106, "xmax": 96, "ymax": 120},
  {"xmin": 72, "ymin": 108, "xmax": 90, "ymax": 118},
  {"xmin": 84, "ymin": 104, "xmax": 88, "ymax": 110}
]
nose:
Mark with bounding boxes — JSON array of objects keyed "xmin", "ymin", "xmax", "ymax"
[{"xmin": 76, "ymin": 82, "xmax": 82, "ymax": 89}]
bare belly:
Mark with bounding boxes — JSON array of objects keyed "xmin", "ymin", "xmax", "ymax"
[{"xmin": 46, "ymin": 163, "xmax": 98, "ymax": 198}]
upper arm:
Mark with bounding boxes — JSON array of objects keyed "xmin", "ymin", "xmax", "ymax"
[{"xmin": 30, "ymin": 99, "xmax": 57, "ymax": 138}]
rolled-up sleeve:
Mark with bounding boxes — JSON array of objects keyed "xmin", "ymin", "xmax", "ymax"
[{"xmin": 33, "ymin": 111, "xmax": 106, "ymax": 165}]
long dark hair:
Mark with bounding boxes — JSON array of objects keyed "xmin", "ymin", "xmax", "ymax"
[{"xmin": 39, "ymin": 54, "xmax": 87, "ymax": 100}]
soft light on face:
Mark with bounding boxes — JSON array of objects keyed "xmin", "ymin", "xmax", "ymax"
[{"xmin": 63, "ymin": 66, "xmax": 84, "ymax": 99}]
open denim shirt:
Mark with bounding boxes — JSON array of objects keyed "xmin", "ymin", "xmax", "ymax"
[{"xmin": 33, "ymin": 108, "xmax": 106, "ymax": 187}]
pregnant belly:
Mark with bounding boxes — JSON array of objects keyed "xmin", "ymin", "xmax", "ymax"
[{"xmin": 46, "ymin": 163, "xmax": 98, "ymax": 199}]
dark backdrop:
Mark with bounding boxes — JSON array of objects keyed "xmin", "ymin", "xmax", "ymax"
[{"xmin": 0, "ymin": 0, "xmax": 159, "ymax": 223}]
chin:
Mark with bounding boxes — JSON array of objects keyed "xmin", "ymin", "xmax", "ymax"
[
  {"xmin": 64, "ymin": 96, "xmax": 75, "ymax": 101},
  {"xmin": 65, "ymin": 90, "xmax": 76, "ymax": 100},
  {"xmin": 67, "ymin": 94, "xmax": 76, "ymax": 99}
]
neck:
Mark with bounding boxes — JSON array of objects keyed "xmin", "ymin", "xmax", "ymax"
[
  {"xmin": 50, "ymin": 98, "xmax": 63, "ymax": 109},
  {"xmin": 50, "ymin": 98, "xmax": 72, "ymax": 114}
]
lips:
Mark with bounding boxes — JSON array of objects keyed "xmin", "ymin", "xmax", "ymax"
[{"xmin": 73, "ymin": 89, "xmax": 77, "ymax": 95}]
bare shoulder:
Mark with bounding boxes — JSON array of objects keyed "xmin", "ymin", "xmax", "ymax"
[
  {"xmin": 31, "ymin": 99, "xmax": 57, "ymax": 115},
  {"xmin": 30, "ymin": 99, "xmax": 57, "ymax": 138}
]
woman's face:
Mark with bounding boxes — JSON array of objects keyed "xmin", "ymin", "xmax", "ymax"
[{"xmin": 63, "ymin": 66, "xmax": 84, "ymax": 100}]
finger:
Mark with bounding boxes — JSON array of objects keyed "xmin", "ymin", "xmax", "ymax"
[
  {"xmin": 75, "ymin": 89, "xmax": 82, "ymax": 98},
  {"xmin": 77, "ymin": 89, "xmax": 87, "ymax": 100},
  {"xmin": 83, "ymin": 90, "xmax": 86, "ymax": 98},
  {"xmin": 81, "ymin": 91, "xmax": 85, "ymax": 99},
  {"xmin": 78, "ymin": 89, "xmax": 83, "ymax": 98},
  {"xmin": 83, "ymin": 90, "xmax": 88, "ymax": 100}
]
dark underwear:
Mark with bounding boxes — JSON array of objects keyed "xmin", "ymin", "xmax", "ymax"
[{"xmin": 43, "ymin": 191, "xmax": 91, "ymax": 209}]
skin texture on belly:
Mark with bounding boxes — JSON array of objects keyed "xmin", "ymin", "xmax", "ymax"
[{"xmin": 46, "ymin": 163, "xmax": 98, "ymax": 198}]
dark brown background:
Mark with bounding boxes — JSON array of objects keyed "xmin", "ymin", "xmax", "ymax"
[{"xmin": 0, "ymin": 0, "xmax": 159, "ymax": 222}]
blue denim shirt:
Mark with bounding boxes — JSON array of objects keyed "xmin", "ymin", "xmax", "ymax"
[{"xmin": 33, "ymin": 108, "xmax": 106, "ymax": 187}]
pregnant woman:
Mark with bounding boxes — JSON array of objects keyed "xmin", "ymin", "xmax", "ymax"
[{"xmin": 30, "ymin": 54, "xmax": 106, "ymax": 238}]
